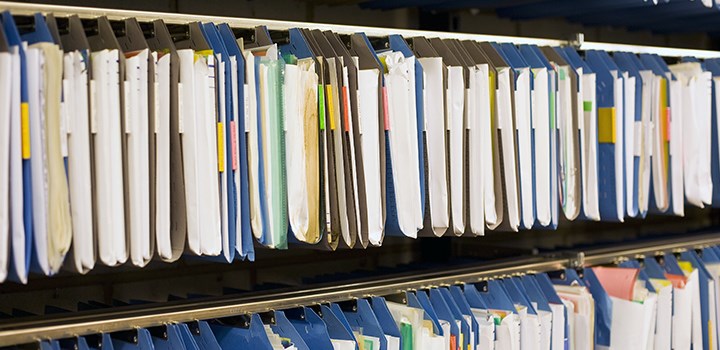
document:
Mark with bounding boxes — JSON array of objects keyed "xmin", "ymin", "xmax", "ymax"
[
  {"xmin": 153, "ymin": 51, "xmax": 173, "ymax": 261},
  {"xmin": 259, "ymin": 50, "xmax": 289, "ymax": 249},
  {"xmin": 0, "ymin": 39, "xmax": 11, "ymax": 281},
  {"xmin": 554, "ymin": 284, "xmax": 594, "ymax": 350},
  {"xmin": 467, "ymin": 64, "xmax": 485, "ymax": 235},
  {"xmin": 670, "ymin": 62, "xmax": 713, "ymax": 208},
  {"xmin": 62, "ymin": 50, "xmax": 94, "ymax": 273},
  {"xmin": 447, "ymin": 64, "xmax": 466, "ymax": 235},
  {"xmin": 22, "ymin": 36, "xmax": 71, "ymax": 276},
  {"xmin": 284, "ymin": 59, "xmax": 320, "ymax": 244},
  {"xmin": 417, "ymin": 57, "xmax": 450, "ymax": 237},
  {"xmin": 555, "ymin": 63, "xmax": 580, "ymax": 220},
  {"xmin": 27, "ymin": 47, "xmax": 50, "ymax": 273},
  {"xmin": 387, "ymin": 300, "xmax": 438, "ymax": 350},
  {"xmin": 476, "ymin": 64, "xmax": 497, "ymax": 229},
  {"xmin": 178, "ymin": 47, "xmax": 221, "ymax": 256},
  {"xmin": 512, "ymin": 66, "xmax": 535, "ymax": 230},
  {"xmin": 496, "ymin": 67, "xmax": 521, "ymax": 231},
  {"xmin": 531, "ymin": 66, "xmax": 552, "ymax": 227},
  {"xmin": 4, "ymin": 13, "xmax": 32, "ymax": 283},
  {"xmin": 381, "ymin": 51, "xmax": 423, "ymax": 237},
  {"xmin": 124, "ymin": 48, "xmax": 152, "ymax": 267},
  {"xmin": 357, "ymin": 68, "xmax": 384, "ymax": 244},
  {"xmin": 92, "ymin": 49, "xmax": 127, "ymax": 267},
  {"xmin": 580, "ymin": 69, "xmax": 600, "ymax": 221}
]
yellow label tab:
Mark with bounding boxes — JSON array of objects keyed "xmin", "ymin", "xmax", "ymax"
[
  {"xmin": 217, "ymin": 122, "xmax": 225, "ymax": 172},
  {"xmin": 598, "ymin": 107, "xmax": 616, "ymax": 143},
  {"xmin": 21, "ymin": 102, "xmax": 30, "ymax": 159},
  {"xmin": 325, "ymin": 85, "xmax": 336, "ymax": 130},
  {"xmin": 678, "ymin": 261, "xmax": 694, "ymax": 275}
]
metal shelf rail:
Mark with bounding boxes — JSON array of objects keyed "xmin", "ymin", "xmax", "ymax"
[{"xmin": 0, "ymin": 232, "xmax": 718, "ymax": 346}]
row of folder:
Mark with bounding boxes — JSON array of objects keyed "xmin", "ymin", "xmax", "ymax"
[
  {"xmin": 1, "ymin": 10, "xmax": 720, "ymax": 282},
  {"xmin": 26, "ymin": 243, "xmax": 720, "ymax": 350}
]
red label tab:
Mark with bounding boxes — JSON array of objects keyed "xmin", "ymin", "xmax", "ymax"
[{"xmin": 342, "ymin": 86, "xmax": 350, "ymax": 132}]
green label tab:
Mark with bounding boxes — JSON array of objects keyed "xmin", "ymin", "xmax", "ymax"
[
  {"xmin": 318, "ymin": 84, "xmax": 326, "ymax": 130},
  {"xmin": 583, "ymin": 101, "xmax": 593, "ymax": 112}
]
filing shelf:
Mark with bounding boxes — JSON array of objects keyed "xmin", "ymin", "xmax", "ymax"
[
  {"xmin": 2, "ymin": 1, "xmax": 720, "ymax": 347},
  {"xmin": 0, "ymin": 231, "xmax": 717, "ymax": 346}
]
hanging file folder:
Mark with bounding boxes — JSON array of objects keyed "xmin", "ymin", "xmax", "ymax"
[
  {"xmin": 585, "ymin": 49, "xmax": 625, "ymax": 222},
  {"xmin": 143, "ymin": 19, "xmax": 188, "ymax": 263},
  {"xmin": 18, "ymin": 13, "xmax": 72, "ymax": 276},
  {"xmin": 113, "ymin": 17, "xmax": 154, "ymax": 267},
  {"xmin": 0, "ymin": 11, "xmax": 32, "ymax": 283},
  {"xmin": 217, "ymin": 23, "xmax": 254, "ymax": 260},
  {"xmin": 0, "ymin": 18, "xmax": 11, "ymax": 282},
  {"xmin": 411, "ymin": 36, "xmax": 451, "ymax": 237},
  {"xmin": 47, "ymin": 14, "xmax": 95, "ymax": 273}
]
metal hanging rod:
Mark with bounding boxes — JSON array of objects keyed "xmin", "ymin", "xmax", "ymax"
[
  {"xmin": 0, "ymin": 232, "xmax": 719, "ymax": 346},
  {"xmin": 2, "ymin": 1, "xmax": 720, "ymax": 58}
]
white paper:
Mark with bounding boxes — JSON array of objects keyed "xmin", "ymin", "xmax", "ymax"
[
  {"xmin": 8, "ymin": 45, "xmax": 28, "ymax": 282},
  {"xmin": 385, "ymin": 335, "xmax": 401, "ymax": 350},
  {"xmin": 532, "ymin": 68, "xmax": 551, "ymax": 227},
  {"xmin": 92, "ymin": 49, "xmax": 127, "ymax": 267},
  {"xmin": 580, "ymin": 72, "xmax": 600, "ymax": 220},
  {"xmin": 216, "ymin": 55, "xmax": 230, "ymax": 261},
  {"xmin": 476, "ymin": 64, "xmax": 497, "ymax": 229},
  {"xmin": 497, "ymin": 68, "xmax": 520, "ymax": 231},
  {"xmin": 446, "ymin": 65, "xmax": 465, "ymax": 235},
  {"xmin": 0, "ymin": 50, "xmax": 12, "ymax": 281},
  {"xmin": 624, "ymin": 74, "xmax": 637, "ymax": 218},
  {"xmin": 549, "ymin": 303, "xmax": 566, "ymax": 350},
  {"xmin": 358, "ymin": 68, "xmax": 384, "ymax": 245},
  {"xmin": 383, "ymin": 52, "xmax": 423, "ymax": 237},
  {"xmin": 154, "ymin": 53, "xmax": 172, "ymax": 261},
  {"xmin": 418, "ymin": 57, "xmax": 450, "ymax": 236},
  {"xmin": 63, "ymin": 51, "xmax": 94, "ymax": 273},
  {"xmin": 124, "ymin": 49, "xmax": 152, "ymax": 267},
  {"xmin": 612, "ymin": 71, "xmax": 625, "ymax": 221},
  {"xmin": 514, "ymin": 68, "xmax": 535, "ymax": 230},
  {"xmin": 556, "ymin": 65, "xmax": 580, "ymax": 220},
  {"xmin": 27, "ymin": 47, "xmax": 50, "ymax": 274},
  {"xmin": 668, "ymin": 77, "xmax": 684, "ymax": 216},
  {"xmin": 331, "ymin": 338, "xmax": 356, "ymax": 350}
]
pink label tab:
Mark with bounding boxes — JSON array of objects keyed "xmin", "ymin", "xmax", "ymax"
[
  {"xmin": 230, "ymin": 121, "xmax": 239, "ymax": 171},
  {"xmin": 382, "ymin": 86, "xmax": 390, "ymax": 131}
]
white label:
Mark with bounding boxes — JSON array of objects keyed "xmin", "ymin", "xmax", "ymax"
[
  {"xmin": 154, "ymin": 80, "xmax": 160, "ymax": 134},
  {"xmin": 244, "ymin": 83, "xmax": 250, "ymax": 133},
  {"xmin": 90, "ymin": 79, "xmax": 97, "ymax": 134},
  {"xmin": 634, "ymin": 120, "xmax": 642, "ymax": 157},
  {"xmin": 124, "ymin": 82, "xmax": 131, "ymax": 133},
  {"xmin": 178, "ymin": 82, "xmax": 184, "ymax": 134},
  {"xmin": 59, "ymin": 99, "xmax": 68, "ymax": 157},
  {"xmin": 62, "ymin": 78, "xmax": 71, "ymax": 135}
]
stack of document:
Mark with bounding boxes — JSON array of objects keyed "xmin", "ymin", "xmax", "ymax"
[{"xmin": 4, "ymin": 10, "xmax": 720, "ymax": 280}]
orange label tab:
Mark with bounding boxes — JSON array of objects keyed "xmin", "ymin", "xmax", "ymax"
[
  {"xmin": 21, "ymin": 102, "xmax": 30, "ymax": 159},
  {"xmin": 217, "ymin": 122, "xmax": 225, "ymax": 173}
]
